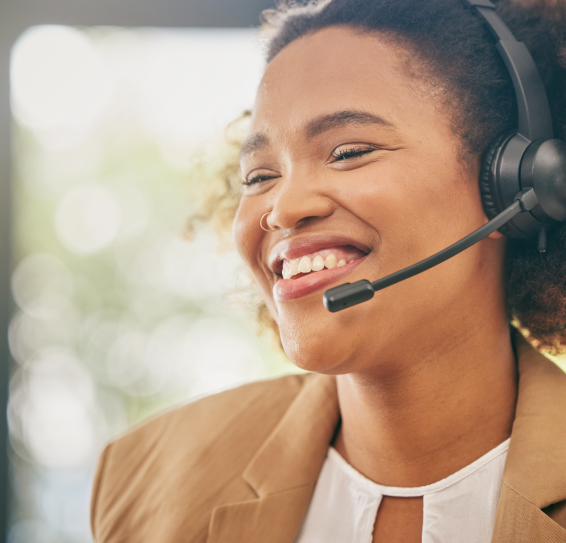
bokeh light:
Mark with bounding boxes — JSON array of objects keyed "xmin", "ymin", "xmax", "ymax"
[
  {"xmin": 9, "ymin": 25, "xmax": 297, "ymax": 543},
  {"xmin": 11, "ymin": 25, "xmax": 114, "ymax": 150},
  {"xmin": 55, "ymin": 184, "xmax": 121, "ymax": 255}
]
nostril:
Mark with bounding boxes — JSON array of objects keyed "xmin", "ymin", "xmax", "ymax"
[
  {"xmin": 260, "ymin": 212, "xmax": 277, "ymax": 232},
  {"xmin": 269, "ymin": 196, "xmax": 335, "ymax": 231}
]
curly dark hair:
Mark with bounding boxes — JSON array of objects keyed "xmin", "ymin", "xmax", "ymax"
[{"xmin": 197, "ymin": 0, "xmax": 566, "ymax": 351}]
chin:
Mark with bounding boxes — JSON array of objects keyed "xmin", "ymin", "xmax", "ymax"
[
  {"xmin": 285, "ymin": 347, "xmax": 346, "ymax": 374},
  {"xmin": 279, "ymin": 317, "xmax": 353, "ymax": 375}
]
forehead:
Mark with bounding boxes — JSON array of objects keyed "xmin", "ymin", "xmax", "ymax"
[{"xmin": 249, "ymin": 26, "xmax": 426, "ymax": 138}]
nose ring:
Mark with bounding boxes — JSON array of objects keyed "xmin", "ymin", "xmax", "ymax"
[{"xmin": 260, "ymin": 212, "xmax": 276, "ymax": 232}]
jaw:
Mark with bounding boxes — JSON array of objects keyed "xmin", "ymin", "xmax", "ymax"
[{"xmin": 271, "ymin": 248, "xmax": 497, "ymax": 377}]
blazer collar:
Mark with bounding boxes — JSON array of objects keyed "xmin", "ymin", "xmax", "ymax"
[
  {"xmin": 502, "ymin": 335, "xmax": 566, "ymax": 508},
  {"xmin": 208, "ymin": 336, "xmax": 566, "ymax": 543},
  {"xmin": 491, "ymin": 335, "xmax": 566, "ymax": 541},
  {"xmin": 207, "ymin": 373, "xmax": 339, "ymax": 543},
  {"xmin": 243, "ymin": 373, "xmax": 339, "ymax": 496}
]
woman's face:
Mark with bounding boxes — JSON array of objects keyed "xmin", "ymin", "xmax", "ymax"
[{"xmin": 234, "ymin": 27, "xmax": 504, "ymax": 375}]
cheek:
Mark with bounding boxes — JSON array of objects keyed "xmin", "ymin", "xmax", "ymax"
[
  {"xmin": 341, "ymin": 151, "xmax": 479, "ymax": 243},
  {"xmin": 233, "ymin": 199, "xmax": 279, "ymax": 315},
  {"xmin": 233, "ymin": 199, "xmax": 262, "ymax": 269},
  {"xmin": 330, "ymin": 156, "xmax": 424, "ymax": 248}
]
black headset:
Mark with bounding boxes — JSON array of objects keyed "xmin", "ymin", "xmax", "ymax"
[
  {"xmin": 323, "ymin": 0, "xmax": 566, "ymax": 312},
  {"xmin": 473, "ymin": 0, "xmax": 566, "ymax": 244}
]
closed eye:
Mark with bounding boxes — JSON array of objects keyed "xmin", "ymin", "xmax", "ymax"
[
  {"xmin": 242, "ymin": 169, "xmax": 280, "ymax": 186},
  {"xmin": 330, "ymin": 144, "xmax": 380, "ymax": 162}
]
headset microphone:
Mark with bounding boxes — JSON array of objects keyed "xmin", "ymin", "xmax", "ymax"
[
  {"xmin": 324, "ymin": 189, "xmax": 537, "ymax": 312},
  {"xmin": 323, "ymin": 0, "xmax": 566, "ymax": 313}
]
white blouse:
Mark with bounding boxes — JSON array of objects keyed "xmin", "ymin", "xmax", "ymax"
[{"xmin": 295, "ymin": 439, "xmax": 510, "ymax": 543}]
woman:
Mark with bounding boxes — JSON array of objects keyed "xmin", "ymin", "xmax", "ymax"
[{"xmin": 90, "ymin": 0, "xmax": 566, "ymax": 541}]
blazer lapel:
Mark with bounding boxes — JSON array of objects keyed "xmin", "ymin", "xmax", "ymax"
[
  {"xmin": 205, "ymin": 487, "xmax": 316, "ymax": 543},
  {"xmin": 206, "ymin": 373, "xmax": 339, "ymax": 543},
  {"xmin": 492, "ymin": 484, "xmax": 566, "ymax": 542},
  {"xmin": 492, "ymin": 336, "xmax": 566, "ymax": 542}
]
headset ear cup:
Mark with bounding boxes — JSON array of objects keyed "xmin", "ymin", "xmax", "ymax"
[{"xmin": 479, "ymin": 132, "xmax": 514, "ymax": 237}]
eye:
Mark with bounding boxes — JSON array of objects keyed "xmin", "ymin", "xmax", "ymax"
[
  {"xmin": 330, "ymin": 144, "xmax": 379, "ymax": 162},
  {"xmin": 242, "ymin": 170, "xmax": 279, "ymax": 186}
]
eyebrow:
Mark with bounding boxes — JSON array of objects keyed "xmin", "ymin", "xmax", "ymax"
[
  {"xmin": 240, "ymin": 110, "xmax": 395, "ymax": 159},
  {"xmin": 306, "ymin": 110, "xmax": 394, "ymax": 138},
  {"xmin": 240, "ymin": 133, "xmax": 269, "ymax": 158}
]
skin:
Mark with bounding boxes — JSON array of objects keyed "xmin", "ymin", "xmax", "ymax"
[{"xmin": 234, "ymin": 27, "xmax": 517, "ymax": 542}]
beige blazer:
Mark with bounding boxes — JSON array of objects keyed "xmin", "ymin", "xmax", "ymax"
[{"xmin": 91, "ymin": 337, "xmax": 566, "ymax": 542}]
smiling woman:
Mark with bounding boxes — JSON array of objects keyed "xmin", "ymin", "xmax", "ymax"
[{"xmin": 90, "ymin": 1, "xmax": 566, "ymax": 542}]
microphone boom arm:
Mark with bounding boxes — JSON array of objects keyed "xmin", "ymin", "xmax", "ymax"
[{"xmin": 322, "ymin": 188, "xmax": 538, "ymax": 312}]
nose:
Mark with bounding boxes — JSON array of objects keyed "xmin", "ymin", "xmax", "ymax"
[{"xmin": 268, "ymin": 172, "xmax": 334, "ymax": 231}]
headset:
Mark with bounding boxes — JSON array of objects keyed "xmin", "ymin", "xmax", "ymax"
[{"xmin": 323, "ymin": 0, "xmax": 566, "ymax": 313}]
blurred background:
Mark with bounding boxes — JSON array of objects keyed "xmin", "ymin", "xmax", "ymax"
[{"xmin": 0, "ymin": 1, "xmax": 302, "ymax": 541}]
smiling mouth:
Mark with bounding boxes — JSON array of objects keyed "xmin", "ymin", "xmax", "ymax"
[
  {"xmin": 281, "ymin": 246, "xmax": 366, "ymax": 280},
  {"xmin": 273, "ymin": 245, "xmax": 369, "ymax": 302}
]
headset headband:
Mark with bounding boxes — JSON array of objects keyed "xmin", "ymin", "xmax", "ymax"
[{"xmin": 466, "ymin": 0, "xmax": 553, "ymax": 141}]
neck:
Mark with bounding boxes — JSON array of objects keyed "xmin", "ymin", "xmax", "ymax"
[{"xmin": 334, "ymin": 320, "xmax": 517, "ymax": 487}]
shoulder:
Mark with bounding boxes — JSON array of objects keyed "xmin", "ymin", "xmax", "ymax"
[
  {"xmin": 91, "ymin": 373, "xmax": 313, "ymax": 542},
  {"xmin": 102, "ymin": 372, "xmax": 312, "ymax": 460}
]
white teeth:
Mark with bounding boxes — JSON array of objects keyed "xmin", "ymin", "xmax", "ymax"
[
  {"xmin": 289, "ymin": 259, "xmax": 299, "ymax": 276},
  {"xmin": 282, "ymin": 252, "xmax": 346, "ymax": 279},
  {"xmin": 312, "ymin": 254, "xmax": 325, "ymax": 271},
  {"xmin": 324, "ymin": 253, "xmax": 337, "ymax": 269},
  {"xmin": 298, "ymin": 255, "xmax": 312, "ymax": 273}
]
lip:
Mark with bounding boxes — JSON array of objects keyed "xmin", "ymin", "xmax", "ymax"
[
  {"xmin": 273, "ymin": 255, "xmax": 368, "ymax": 301},
  {"xmin": 268, "ymin": 233, "xmax": 371, "ymax": 275}
]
